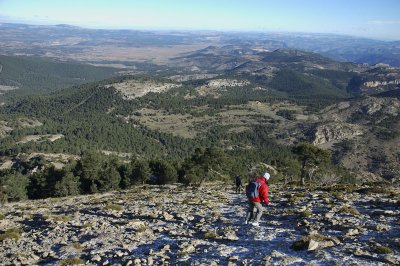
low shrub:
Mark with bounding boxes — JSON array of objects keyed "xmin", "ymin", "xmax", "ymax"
[
  {"xmin": 136, "ymin": 226, "xmax": 147, "ymax": 233},
  {"xmin": 80, "ymin": 223, "xmax": 93, "ymax": 229},
  {"xmin": 58, "ymin": 257, "xmax": 84, "ymax": 266},
  {"xmin": 203, "ymin": 232, "xmax": 219, "ymax": 239},
  {"xmin": 338, "ymin": 206, "xmax": 360, "ymax": 216},
  {"xmin": 0, "ymin": 228, "xmax": 23, "ymax": 241},
  {"xmin": 72, "ymin": 243, "xmax": 83, "ymax": 251},
  {"xmin": 53, "ymin": 215, "xmax": 71, "ymax": 222},
  {"xmin": 374, "ymin": 246, "xmax": 392, "ymax": 254},
  {"xmin": 104, "ymin": 204, "xmax": 124, "ymax": 211},
  {"xmin": 300, "ymin": 209, "xmax": 313, "ymax": 218}
]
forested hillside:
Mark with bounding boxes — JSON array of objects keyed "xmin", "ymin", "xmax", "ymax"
[
  {"xmin": 1, "ymin": 46, "xmax": 399, "ymax": 202},
  {"xmin": 0, "ymin": 55, "xmax": 119, "ymax": 97}
]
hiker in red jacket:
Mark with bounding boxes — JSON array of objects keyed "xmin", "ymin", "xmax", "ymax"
[{"xmin": 245, "ymin": 172, "xmax": 270, "ymax": 226}]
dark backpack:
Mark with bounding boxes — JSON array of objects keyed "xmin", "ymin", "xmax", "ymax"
[{"xmin": 246, "ymin": 181, "xmax": 260, "ymax": 198}]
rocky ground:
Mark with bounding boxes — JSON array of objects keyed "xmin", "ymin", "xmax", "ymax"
[{"xmin": 0, "ymin": 183, "xmax": 399, "ymax": 265}]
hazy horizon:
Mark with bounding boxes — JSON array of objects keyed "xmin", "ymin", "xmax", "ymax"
[{"xmin": 1, "ymin": 0, "xmax": 400, "ymax": 41}]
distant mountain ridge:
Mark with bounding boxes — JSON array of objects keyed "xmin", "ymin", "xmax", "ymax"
[{"xmin": 1, "ymin": 22, "xmax": 400, "ymax": 66}]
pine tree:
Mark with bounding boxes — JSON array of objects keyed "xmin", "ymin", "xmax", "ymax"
[
  {"xmin": 150, "ymin": 160, "xmax": 177, "ymax": 184},
  {"xmin": 2, "ymin": 172, "xmax": 29, "ymax": 201},
  {"xmin": 54, "ymin": 172, "xmax": 81, "ymax": 197},
  {"xmin": 293, "ymin": 143, "xmax": 331, "ymax": 186},
  {"xmin": 76, "ymin": 150, "xmax": 103, "ymax": 193},
  {"xmin": 130, "ymin": 160, "xmax": 150, "ymax": 185}
]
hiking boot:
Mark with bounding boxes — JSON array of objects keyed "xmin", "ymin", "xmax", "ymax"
[{"xmin": 251, "ymin": 222, "xmax": 259, "ymax": 227}]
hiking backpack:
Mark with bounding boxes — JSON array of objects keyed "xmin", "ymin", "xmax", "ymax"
[{"xmin": 246, "ymin": 181, "xmax": 261, "ymax": 198}]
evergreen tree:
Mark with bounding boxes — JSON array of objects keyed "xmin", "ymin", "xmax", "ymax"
[
  {"xmin": 150, "ymin": 160, "xmax": 177, "ymax": 184},
  {"xmin": 180, "ymin": 147, "xmax": 232, "ymax": 185},
  {"xmin": 293, "ymin": 143, "xmax": 331, "ymax": 185},
  {"xmin": 130, "ymin": 159, "xmax": 150, "ymax": 185},
  {"xmin": 76, "ymin": 151, "xmax": 102, "ymax": 193},
  {"xmin": 28, "ymin": 171, "xmax": 48, "ymax": 199},
  {"xmin": 54, "ymin": 172, "xmax": 81, "ymax": 197},
  {"xmin": 1, "ymin": 172, "xmax": 29, "ymax": 201},
  {"xmin": 98, "ymin": 157, "xmax": 121, "ymax": 192}
]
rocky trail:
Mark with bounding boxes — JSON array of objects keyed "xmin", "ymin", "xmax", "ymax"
[{"xmin": 0, "ymin": 183, "xmax": 399, "ymax": 265}]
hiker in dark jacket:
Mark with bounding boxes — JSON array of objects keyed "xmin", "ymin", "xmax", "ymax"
[
  {"xmin": 245, "ymin": 172, "xmax": 270, "ymax": 226},
  {"xmin": 235, "ymin": 175, "xmax": 243, "ymax": 194}
]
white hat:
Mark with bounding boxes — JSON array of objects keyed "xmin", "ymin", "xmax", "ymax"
[{"xmin": 263, "ymin": 172, "xmax": 270, "ymax": 180}]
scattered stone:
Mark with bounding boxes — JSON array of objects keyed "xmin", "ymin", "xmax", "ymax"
[
  {"xmin": 229, "ymin": 255, "xmax": 239, "ymax": 261},
  {"xmin": 308, "ymin": 239, "xmax": 319, "ymax": 251},
  {"xmin": 163, "ymin": 212, "xmax": 174, "ymax": 221},
  {"xmin": 376, "ymin": 223, "xmax": 390, "ymax": 232},
  {"xmin": 354, "ymin": 248, "xmax": 373, "ymax": 258},
  {"xmin": 383, "ymin": 255, "xmax": 399, "ymax": 265},
  {"xmin": 0, "ymin": 183, "xmax": 398, "ymax": 265},
  {"xmin": 292, "ymin": 232, "xmax": 340, "ymax": 251},
  {"xmin": 324, "ymin": 212, "xmax": 335, "ymax": 219},
  {"xmin": 92, "ymin": 254, "xmax": 102, "ymax": 262},
  {"xmin": 345, "ymin": 228, "xmax": 360, "ymax": 237},
  {"xmin": 128, "ymin": 220, "xmax": 146, "ymax": 229},
  {"xmin": 223, "ymin": 230, "xmax": 239, "ymax": 241}
]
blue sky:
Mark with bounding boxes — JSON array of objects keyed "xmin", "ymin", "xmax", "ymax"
[{"xmin": 0, "ymin": 0, "xmax": 399, "ymax": 40}]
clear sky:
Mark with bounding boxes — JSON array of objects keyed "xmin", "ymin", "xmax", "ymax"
[{"xmin": 0, "ymin": 0, "xmax": 399, "ymax": 40}]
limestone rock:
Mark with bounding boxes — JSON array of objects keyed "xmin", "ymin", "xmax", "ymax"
[
  {"xmin": 311, "ymin": 122, "xmax": 363, "ymax": 145},
  {"xmin": 223, "ymin": 230, "xmax": 239, "ymax": 241},
  {"xmin": 162, "ymin": 212, "xmax": 174, "ymax": 221},
  {"xmin": 376, "ymin": 223, "xmax": 391, "ymax": 231},
  {"xmin": 307, "ymin": 239, "xmax": 319, "ymax": 251}
]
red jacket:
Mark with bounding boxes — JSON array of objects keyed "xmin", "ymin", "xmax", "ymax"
[{"xmin": 247, "ymin": 177, "xmax": 269, "ymax": 205}]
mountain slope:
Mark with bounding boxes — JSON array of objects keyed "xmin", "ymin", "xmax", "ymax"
[
  {"xmin": 1, "ymin": 45, "xmax": 400, "ymax": 183},
  {"xmin": 0, "ymin": 55, "xmax": 119, "ymax": 94},
  {"xmin": 0, "ymin": 183, "xmax": 398, "ymax": 265}
]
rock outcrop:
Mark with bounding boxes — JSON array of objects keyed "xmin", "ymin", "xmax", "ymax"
[
  {"xmin": 0, "ymin": 183, "xmax": 398, "ymax": 265},
  {"xmin": 311, "ymin": 122, "xmax": 363, "ymax": 145}
]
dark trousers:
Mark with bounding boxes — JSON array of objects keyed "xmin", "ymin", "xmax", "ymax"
[{"xmin": 235, "ymin": 183, "xmax": 242, "ymax": 193}]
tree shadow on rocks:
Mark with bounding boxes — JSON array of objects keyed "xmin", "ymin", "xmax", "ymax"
[{"xmin": 20, "ymin": 213, "xmax": 51, "ymax": 231}]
